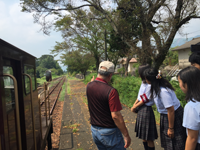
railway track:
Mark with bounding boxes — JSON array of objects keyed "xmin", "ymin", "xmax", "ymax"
[
  {"xmin": 37, "ymin": 76, "xmax": 62, "ymax": 95},
  {"xmin": 38, "ymin": 76, "xmax": 66, "ymax": 119}
]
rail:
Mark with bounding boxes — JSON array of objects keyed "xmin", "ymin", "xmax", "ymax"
[{"xmin": 38, "ymin": 76, "xmax": 65, "ymax": 127}]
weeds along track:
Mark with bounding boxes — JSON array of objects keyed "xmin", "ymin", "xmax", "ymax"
[
  {"xmin": 37, "ymin": 77, "xmax": 62, "ymax": 95},
  {"xmin": 39, "ymin": 76, "xmax": 65, "ymax": 116}
]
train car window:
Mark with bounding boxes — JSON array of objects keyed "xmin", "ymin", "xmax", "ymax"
[
  {"xmin": 24, "ymin": 65, "xmax": 36, "ymax": 94},
  {"xmin": 3, "ymin": 66, "xmax": 15, "ymax": 112}
]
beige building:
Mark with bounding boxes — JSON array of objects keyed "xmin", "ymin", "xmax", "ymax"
[
  {"xmin": 172, "ymin": 37, "xmax": 200, "ymax": 69},
  {"xmin": 115, "ymin": 57, "xmax": 137, "ymax": 73}
]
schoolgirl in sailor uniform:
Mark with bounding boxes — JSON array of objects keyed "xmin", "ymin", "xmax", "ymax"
[
  {"xmin": 131, "ymin": 65, "xmax": 158, "ymax": 150},
  {"xmin": 178, "ymin": 66, "xmax": 200, "ymax": 150},
  {"xmin": 143, "ymin": 68, "xmax": 186, "ymax": 150}
]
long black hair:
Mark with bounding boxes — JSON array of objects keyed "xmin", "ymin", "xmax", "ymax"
[
  {"xmin": 144, "ymin": 68, "xmax": 175, "ymax": 98},
  {"xmin": 138, "ymin": 64, "xmax": 150, "ymax": 82},
  {"xmin": 177, "ymin": 66, "xmax": 200, "ymax": 102}
]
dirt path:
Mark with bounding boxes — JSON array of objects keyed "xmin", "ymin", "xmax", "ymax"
[{"xmin": 59, "ymin": 79, "xmax": 163, "ymax": 150}]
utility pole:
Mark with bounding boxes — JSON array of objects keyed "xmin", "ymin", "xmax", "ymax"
[
  {"xmin": 104, "ymin": 29, "xmax": 107, "ymax": 60},
  {"xmin": 185, "ymin": 33, "xmax": 189, "ymax": 41}
]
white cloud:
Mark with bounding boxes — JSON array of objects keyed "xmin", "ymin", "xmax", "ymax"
[{"xmin": 0, "ymin": 0, "xmax": 63, "ymax": 60}]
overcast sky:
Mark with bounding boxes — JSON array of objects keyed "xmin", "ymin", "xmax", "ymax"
[{"xmin": 1, "ymin": 0, "xmax": 200, "ymax": 69}]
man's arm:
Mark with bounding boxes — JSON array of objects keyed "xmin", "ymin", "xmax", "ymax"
[
  {"xmin": 185, "ymin": 129, "xmax": 199, "ymax": 150},
  {"xmin": 111, "ymin": 111, "xmax": 131, "ymax": 148},
  {"xmin": 91, "ymin": 76, "xmax": 95, "ymax": 82}
]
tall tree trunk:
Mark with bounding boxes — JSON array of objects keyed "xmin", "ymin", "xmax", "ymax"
[
  {"xmin": 152, "ymin": 27, "xmax": 178, "ymax": 69},
  {"xmin": 141, "ymin": 29, "xmax": 152, "ymax": 65},
  {"xmin": 95, "ymin": 56, "xmax": 99, "ymax": 74},
  {"xmin": 105, "ymin": 29, "xmax": 107, "ymax": 61}
]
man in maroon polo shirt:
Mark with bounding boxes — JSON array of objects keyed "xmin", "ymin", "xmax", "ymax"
[{"xmin": 86, "ymin": 61, "xmax": 131, "ymax": 150}]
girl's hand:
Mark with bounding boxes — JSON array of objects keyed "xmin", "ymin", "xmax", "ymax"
[
  {"xmin": 133, "ymin": 101, "xmax": 139, "ymax": 106},
  {"xmin": 131, "ymin": 106, "xmax": 137, "ymax": 113},
  {"xmin": 167, "ymin": 128, "xmax": 174, "ymax": 139}
]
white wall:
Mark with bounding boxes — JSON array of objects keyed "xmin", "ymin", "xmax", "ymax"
[{"xmin": 178, "ymin": 48, "xmax": 191, "ymax": 69}]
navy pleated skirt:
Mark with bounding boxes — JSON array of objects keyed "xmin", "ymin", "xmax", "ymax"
[
  {"xmin": 196, "ymin": 143, "xmax": 200, "ymax": 150},
  {"xmin": 160, "ymin": 106, "xmax": 186, "ymax": 150},
  {"xmin": 135, "ymin": 105, "xmax": 158, "ymax": 140}
]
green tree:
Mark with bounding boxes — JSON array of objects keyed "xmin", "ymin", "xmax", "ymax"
[
  {"xmin": 36, "ymin": 55, "xmax": 63, "ymax": 78},
  {"xmin": 51, "ymin": 8, "xmax": 108, "ymax": 73},
  {"xmin": 21, "ymin": 0, "xmax": 200, "ymax": 69},
  {"xmin": 162, "ymin": 48, "xmax": 179, "ymax": 66},
  {"xmin": 61, "ymin": 50, "xmax": 95, "ymax": 78}
]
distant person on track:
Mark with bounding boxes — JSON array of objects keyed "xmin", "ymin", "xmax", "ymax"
[
  {"xmin": 131, "ymin": 64, "xmax": 158, "ymax": 150},
  {"xmin": 142, "ymin": 68, "xmax": 186, "ymax": 150},
  {"xmin": 177, "ymin": 66, "xmax": 200, "ymax": 150},
  {"xmin": 86, "ymin": 61, "xmax": 131, "ymax": 150},
  {"xmin": 189, "ymin": 52, "xmax": 200, "ymax": 70}
]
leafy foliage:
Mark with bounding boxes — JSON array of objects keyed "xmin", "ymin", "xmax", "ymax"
[
  {"xmin": 52, "ymin": 8, "xmax": 108, "ymax": 73},
  {"xmin": 21, "ymin": 0, "xmax": 200, "ymax": 70},
  {"xmin": 61, "ymin": 50, "xmax": 95, "ymax": 78},
  {"xmin": 117, "ymin": 67, "xmax": 125, "ymax": 74},
  {"xmin": 162, "ymin": 48, "xmax": 179, "ymax": 66},
  {"xmin": 36, "ymin": 55, "xmax": 63, "ymax": 78},
  {"xmin": 170, "ymin": 80, "xmax": 186, "ymax": 107},
  {"xmin": 83, "ymin": 73, "xmax": 97, "ymax": 84},
  {"xmin": 112, "ymin": 75, "xmax": 142, "ymax": 107}
]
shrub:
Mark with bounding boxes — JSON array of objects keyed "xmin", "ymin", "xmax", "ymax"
[
  {"xmin": 117, "ymin": 67, "xmax": 125, "ymax": 74},
  {"xmin": 170, "ymin": 80, "xmax": 186, "ymax": 107},
  {"xmin": 71, "ymin": 71, "xmax": 77, "ymax": 77},
  {"xmin": 83, "ymin": 73, "xmax": 97, "ymax": 84},
  {"xmin": 132, "ymin": 63, "xmax": 140, "ymax": 77},
  {"xmin": 112, "ymin": 76, "xmax": 141, "ymax": 107}
]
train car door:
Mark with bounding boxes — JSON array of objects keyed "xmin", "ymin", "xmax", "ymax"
[{"xmin": 0, "ymin": 58, "xmax": 25, "ymax": 150}]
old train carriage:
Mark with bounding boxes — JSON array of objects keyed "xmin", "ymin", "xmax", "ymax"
[{"xmin": 0, "ymin": 39, "xmax": 53, "ymax": 150}]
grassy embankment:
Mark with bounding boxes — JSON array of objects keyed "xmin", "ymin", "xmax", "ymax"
[{"xmin": 84, "ymin": 73, "xmax": 186, "ymax": 124}]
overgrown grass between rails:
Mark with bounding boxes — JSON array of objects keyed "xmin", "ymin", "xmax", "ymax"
[
  {"xmin": 49, "ymin": 80, "xmax": 59, "ymax": 88},
  {"xmin": 59, "ymin": 83, "xmax": 66, "ymax": 101}
]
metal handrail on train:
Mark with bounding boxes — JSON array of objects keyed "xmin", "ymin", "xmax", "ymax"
[
  {"xmin": 38, "ymin": 82, "xmax": 51, "ymax": 127},
  {"xmin": 44, "ymin": 82, "xmax": 48, "ymax": 126},
  {"xmin": 3, "ymin": 74, "xmax": 22, "ymax": 150},
  {"xmin": 48, "ymin": 87, "xmax": 50, "ymax": 119},
  {"xmin": 23, "ymin": 73, "xmax": 37, "ymax": 150},
  {"xmin": 38, "ymin": 94, "xmax": 43, "ymax": 141}
]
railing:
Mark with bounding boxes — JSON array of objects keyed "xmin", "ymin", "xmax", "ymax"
[
  {"xmin": 37, "ymin": 82, "xmax": 51, "ymax": 127},
  {"xmin": 167, "ymin": 63, "xmax": 181, "ymax": 77}
]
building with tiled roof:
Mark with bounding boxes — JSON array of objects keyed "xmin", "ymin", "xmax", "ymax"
[{"xmin": 172, "ymin": 37, "xmax": 200, "ymax": 68}]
